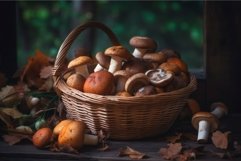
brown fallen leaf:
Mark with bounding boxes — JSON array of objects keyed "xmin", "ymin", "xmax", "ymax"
[
  {"xmin": 211, "ymin": 130, "xmax": 231, "ymax": 150},
  {"xmin": 159, "ymin": 143, "xmax": 182, "ymax": 160},
  {"xmin": 2, "ymin": 134, "xmax": 32, "ymax": 145},
  {"xmin": 40, "ymin": 66, "xmax": 53, "ymax": 79},
  {"xmin": 118, "ymin": 146, "xmax": 147, "ymax": 160},
  {"xmin": 20, "ymin": 50, "xmax": 51, "ymax": 88},
  {"xmin": 165, "ymin": 133, "xmax": 182, "ymax": 143},
  {"xmin": 181, "ymin": 146, "xmax": 205, "ymax": 161},
  {"xmin": 50, "ymin": 142, "xmax": 79, "ymax": 154}
]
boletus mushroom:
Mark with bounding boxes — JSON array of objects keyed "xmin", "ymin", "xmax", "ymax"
[
  {"xmin": 83, "ymin": 70, "xmax": 115, "ymax": 95},
  {"xmin": 104, "ymin": 45, "xmax": 132, "ymax": 73},
  {"xmin": 210, "ymin": 102, "xmax": 228, "ymax": 119},
  {"xmin": 129, "ymin": 36, "xmax": 157, "ymax": 58},
  {"xmin": 192, "ymin": 112, "xmax": 219, "ymax": 144},
  {"xmin": 67, "ymin": 56, "xmax": 93, "ymax": 78},
  {"xmin": 125, "ymin": 73, "xmax": 150, "ymax": 95}
]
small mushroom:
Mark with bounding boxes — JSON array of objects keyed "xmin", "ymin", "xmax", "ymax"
[
  {"xmin": 129, "ymin": 36, "xmax": 157, "ymax": 58},
  {"xmin": 94, "ymin": 51, "xmax": 111, "ymax": 72},
  {"xmin": 161, "ymin": 48, "xmax": 181, "ymax": 58},
  {"xmin": 68, "ymin": 56, "xmax": 93, "ymax": 78},
  {"xmin": 125, "ymin": 73, "xmax": 150, "ymax": 95},
  {"xmin": 192, "ymin": 112, "xmax": 219, "ymax": 143},
  {"xmin": 159, "ymin": 62, "xmax": 181, "ymax": 75},
  {"xmin": 66, "ymin": 73, "xmax": 86, "ymax": 91},
  {"xmin": 143, "ymin": 51, "xmax": 167, "ymax": 68},
  {"xmin": 104, "ymin": 45, "xmax": 132, "ymax": 73},
  {"xmin": 122, "ymin": 58, "xmax": 150, "ymax": 75},
  {"xmin": 113, "ymin": 70, "xmax": 132, "ymax": 93},
  {"xmin": 167, "ymin": 57, "xmax": 188, "ymax": 73},
  {"xmin": 145, "ymin": 68, "xmax": 174, "ymax": 87},
  {"xmin": 135, "ymin": 85, "xmax": 157, "ymax": 96},
  {"xmin": 210, "ymin": 102, "xmax": 228, "ymax": 119}
]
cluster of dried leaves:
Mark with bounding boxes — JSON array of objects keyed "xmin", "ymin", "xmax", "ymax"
[{"xmin": 0, "ymin": 50, "xmax": 65, "ymax": 145}]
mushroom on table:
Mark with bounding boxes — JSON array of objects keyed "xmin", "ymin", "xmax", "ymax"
[
  {"xmin": 210, "ymin": 102, "xmax": 228, "ymax": 119},
  {"xmin": 192, "ymin": 112, "xmax": 219, "ymax": 143}
]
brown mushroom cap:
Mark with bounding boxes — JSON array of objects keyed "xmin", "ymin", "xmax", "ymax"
[
  {"xmin": 83, "ymin": 70, "xmax": 114, "ymax": 95},
  {"xmin": 145, "ymin": 69, "xmax": 174, "ymax": 87},
  {"xmin": 210, "ymin": 102, "xmax": 228, "ymax": 115},
  {"xmin": 122, "ymin": 58, "xmax": 151, "ymax": 75},
  {"xmin": 113, "ymin": 70, "xmax": 132, "ymax": 93},
  {"xmin": 159, "ymin": 62, "xmax": 181, "ymax": 75},
  {"xmin": 125, "ymin": 73, "xmax": 150, "ymax": 95},
  {"xmin": 161, "ymin": 48, "xmax": 181, "ymax": 58},
  {"xmin": 192, "ymin": 112, "xmax": 219, "ymax": 132},
  {"xmin": 68, "ymin": 56, "xmax": 92, "ymax": 69},
  {"xmin": 66, "ymin": 73, "xmax": 86, "ymax": 91},
  {"xmin": 143, "ymin": 52, "xmax": 167, "ymax": 64},
  {"xmin": 104, "ymin": 45, "xmax": 132, "ymax": 60},
  {"xmin": 129, "ymin": 36, "xmax": 157, "ymax": 51},
  {"xmin": 95, "ymin": 51, "xmax": 111, "ymax": 69}
]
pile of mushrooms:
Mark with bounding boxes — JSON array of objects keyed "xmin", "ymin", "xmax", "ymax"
[{"xmin": 65, "ymin": 36, "xmax": 190, "ymax": 96}]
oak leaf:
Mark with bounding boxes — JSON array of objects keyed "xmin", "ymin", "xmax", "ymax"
[
  {"xmin": 159, "ymin": 143, "xmax": 182, "ymax": 160},
  {"xmin": 20, "ymin": 50, "xmax": 51, "ymax": 88},
  {"xmin": 119, "ymin": 146, "xmax": 147, "ymax": 160},
  {"xmin": 2, "ymin": 134, "xmax": 31, "ymax": 145},
  {"xmin": 211, "ymin": 130, "xmax": 231, "ymax": 150}
]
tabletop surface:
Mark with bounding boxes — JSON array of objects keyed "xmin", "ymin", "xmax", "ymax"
[{"xmin": 1, "ymin": 114, "xmax": 241, "ymax": 161}]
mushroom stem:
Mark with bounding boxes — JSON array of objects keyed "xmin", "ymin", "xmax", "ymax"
[
  {"xmin": 211, "ymin": 107, "xmax": 226, "ymax": 119},
  {"xmin": 76, "ymin": 65, "xmax": 89, "ymax": 78},
  {"xmin": 108, "ymin": 56, "xmax": 123, "ymax": 73},
  {"xmin": 84, "ymin": 134, "xmax": 98, "ymax": 146},
  {"xmin": 132, "ymin": 48, "xmax": 147, "ymax": 58},
  {"xmin": 197, "ymin": 120, "xmax": 210, "ymax": 143},
  {"xmin": 94, "ymin": 64, "xmax": 105, "ymax": 72}
]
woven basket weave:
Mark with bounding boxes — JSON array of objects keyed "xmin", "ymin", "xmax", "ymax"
[{"xmin": 53, "ymin": 21, "xmax": 197, "ymax": 140}]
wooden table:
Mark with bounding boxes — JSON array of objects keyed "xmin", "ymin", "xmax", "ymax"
[{"xmin": 1, "ymin": 114, "xmax": 241, "ymax": 161}]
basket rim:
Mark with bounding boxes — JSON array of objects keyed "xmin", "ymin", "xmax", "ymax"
[{"xmin": 54, "ymin": 73, "xmax": 197, "ymax": 102}]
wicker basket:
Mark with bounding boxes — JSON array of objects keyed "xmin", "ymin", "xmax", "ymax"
[{"xmin": 53, "ymin": 21, "xmax": 197, "ymax": 140}]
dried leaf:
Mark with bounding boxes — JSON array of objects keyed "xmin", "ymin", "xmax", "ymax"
[
  {"xmin": 119, "ymin": 146, "xmax": 147, "ymax": 160},
  {"xmin": 0, "ymin": 110, "xmax": 14, "ymax": 128},
  {"xmin": 20, "ymin": 50, "xmax": 51, "ymax": 88},
  {"xmin": 50, "ymin": 142, "xmax": 79, "ymax": 154},
  {"xmin": 0, "ymin": 107, "xmax": 23, "ymax": 119},
  {"xmin": 211, "ymin": 130, "xmax": 231, "ymax": 149},
  {"xmin": 165, "ymin": 133, "xmax": 182, "ymax": 143},
  {"xmin": 160, "ymin": 143, "xmax": 182, "ymax": 160},
  {"xmin": 0, "ymin": 85, "xmax": 15, "ymax": 100},
  {"xmin": 2, "ymin": 134, "xmax": 31, "ymax": 145},
  {"xmin": 40, "ymin": 66, "xmax": 53, "ymax": 79},
  {"xmin": 181, "ymin": 146, "xmax": 205, "ymax": 161},
  {"xmin": 38, "ymin": 77, "xmax": 53, "ymax": 91}
]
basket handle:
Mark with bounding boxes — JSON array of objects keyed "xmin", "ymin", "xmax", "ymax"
[{"xmin": 52, "ymin": 21, "xmax": 120, "ymax": 79}]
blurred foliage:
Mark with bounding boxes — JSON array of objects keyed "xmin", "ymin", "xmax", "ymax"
[{"xmin": 17, "ymin": 1, "xmax": 203, "ymax": 70}]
